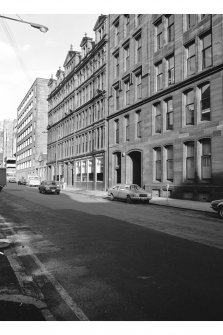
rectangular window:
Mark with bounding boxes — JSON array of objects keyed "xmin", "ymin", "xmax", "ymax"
[
  {"xmin": 201, "ymin": 139, "xmax": 211, "ymax": 179},
  {"xmin": 167, "ymin": 55, "xmax": 175, "ymax": 85},
  {"xmin": 76, "ymin": 161, "xmax": 81, "ymax": 182},
  {"xmin": 135, "ymin": 14, "xmax": 142, "ymax": 27},
  {"xmin": 115, "ymin": 119, "xmax": 119, "ymax": 144},
  {"xmin": 125, "ymin": 115, "xmax": 130, "ymax": 141},
  {"xmin": 185, "ymin": 90, "xmax": 195, "ymax": 125},
  {"xmin": 114, "ymin": 21, "xmax": 119, "ymax": 46},
  {"xmin": 202, "ymin": 33, "xmax": 212, "ymax": 69},
  {"xmin": 186, "ymin": 42, "xmax": 196, "ymax": 76},
  {"xmin": 96, "ymin": 157, "xmax": 103, "ymax": 181},
  {"xmin": 135, "ymin": 73, "xmax": 142, "ymax": 100},
  {"xmin": 166, "ymin": 145, "xmax": 173, "ymax": 181},
  {"xmin": 155, "ymin": 147, "xmax": 162, "ymax": 181},
  {"xmin": 200, "ymin": 83, "xmax": 210, "ymax": 121},
  {"xmin": 124, "ymin": 14, "xmax": 130, "ymax": 37},
  {"xmin": 88, "ymin": 159, "xmax": 94, "ymax": 181},
  {"xmin": 135, "ymin": 35, "xmax": 142, "ymax": 63},
  {"xmin": 82, "ymin": 160, "xmax": 87, "ymax": 181},
  {"xmin": 155, "ymin": 103, "xmax": 162, "ymax": 133},
  {"xmin": 166, "ymin": 99, "xmax": 173, "ymax": 130},
  {"xmin": 187, "ymin": 14, "xmax": 196, "ymax": 29},
  {"xmin": 136, "ymin": 111, "xmax": 142, "ymax": 138},
  {"xmin": 156, "ymin": 62, "xmax": 163, "ymax": 91},
  {"xmin": 156, "ymin": 19, "xmax": 163, "ymax": 50},
  {"xmin": 167, "ymin": 14, "xmax": 174, "ymax": 42},
  {"xmin": 124, "ymin": 80, "xmax": 130, "ymax": 105},
  {"xmin": 185, "ymin": 141, "xmax": 195, "ymax": 180},
  {"xmin": 124, "ymin": 45, "xmax": 130, "ymax": 72},
  {"xmin": 114, "ymin": 52, "xmax": 119, "ymax": 77},
  {"xmin": 114, "ymin": 86, "xmax": 120, "ymax": 111}
]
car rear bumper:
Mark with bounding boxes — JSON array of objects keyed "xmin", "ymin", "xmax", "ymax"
[{"xmin": 131, "ymin": 197, "xmax": 152, "ymax": 202}]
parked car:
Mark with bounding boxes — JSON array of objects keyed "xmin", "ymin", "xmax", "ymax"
[
  {"xmin": 211, "ymin": 199, "xmax": 223, "ymax": 218},
  {"xmin": 8, "ymin": 177, "xmax": 17, "ymax": 183},
  {"xmin": 108, "ymin": 184, "xmax": 152, "ymax": 204},
  {"xmin": 39, "ymin": 180, "xmax": 60, "ymax": 195},
  {"xmin": 18, "ymin": 178, "xmax": 27, "ymax": 185}
]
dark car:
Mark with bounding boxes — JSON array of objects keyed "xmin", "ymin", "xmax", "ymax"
[
  {"xmin": 108, "ymin": 184, "xmax": 152, "ymax": 204},
  {"xmin": 211, "ymin": 199, "xmax": 223, "ymax": 218},
  {"xmin": 18, "ymin": 178, "xmax": 27, "ymax": 185},
  {"xmin": 38, "ymin": 181, "xmax": 60, "ymax": 195}
]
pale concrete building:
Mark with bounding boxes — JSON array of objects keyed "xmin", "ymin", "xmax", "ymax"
[{"xmin": 16, "ymin": 78, "xmax": 49, "ymax": 181}]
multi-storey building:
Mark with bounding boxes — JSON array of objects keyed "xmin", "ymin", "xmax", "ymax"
[
  {"xmin": 0, "ymin": 119, "xmax": 17, "ymax": 166},
  {"xmin": 47, "ymin": 15, "xmax": 108, "ymax": 190},
  {"xmin": 108, "ymin": 14, "xmax": 223, "ymax": 201},
  {"xmin": 16, "ymin": 78, "xmax": 49, "ymax": 181}
]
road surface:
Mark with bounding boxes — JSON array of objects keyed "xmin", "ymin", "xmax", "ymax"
[{"xmin": 0, "ymin": 183, "xmax": 223, "ymax": 321}]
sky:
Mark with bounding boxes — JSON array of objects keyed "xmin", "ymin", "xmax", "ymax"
[
  {"xmin": 0, "ymin": 13, "xmax": 99, "ymax": 121},
  {"xmin": 0, "ymin": 0, "xmax": 220, "ymax": 123}
]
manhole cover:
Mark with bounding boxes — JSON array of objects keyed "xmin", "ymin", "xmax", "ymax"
[{"xmin": 0, "ymin": 239, "xmax": 11, "ymax": 250}]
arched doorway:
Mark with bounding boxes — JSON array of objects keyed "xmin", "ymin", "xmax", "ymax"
[{"xmin": 126, "ymin": 150, "xmax": 142, "ymax": 186}]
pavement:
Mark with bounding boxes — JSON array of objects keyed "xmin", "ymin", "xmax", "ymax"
[{"xmin": 62, "ymin": 187, "xmax": 214, "ymax": 213}]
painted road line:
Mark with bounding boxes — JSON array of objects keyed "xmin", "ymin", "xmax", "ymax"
[{"xmin": 0, "ymin": 215, "xmax": 89, "ymax": 321}]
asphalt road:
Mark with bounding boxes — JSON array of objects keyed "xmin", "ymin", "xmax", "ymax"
[{"xmin": 1, "ymin": 183, "xmax": 223, "ymax": 321}]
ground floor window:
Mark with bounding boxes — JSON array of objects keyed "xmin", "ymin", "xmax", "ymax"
[
  {"xmin": 88, "ymin": 159, "xmax": 94, "ymax": 181},
  {"xmin": 76, "ymin": 161, "xmax": 81, "ymax": 181},
  {"xmin": 96, "ymin": 157, "xmax": 103, "ymax": 181}
]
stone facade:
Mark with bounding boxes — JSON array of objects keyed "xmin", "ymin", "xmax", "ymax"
[
  {"xmin": 47, "ymin": 15, "xmax": 108, "ymax": 190},
  {"xmin": 16, "ymin": 78, "xmax": 49, "ymax": 181},
  {"xmin": 107, "ymin": 14, "xmax": 223, "ymax": 201}
]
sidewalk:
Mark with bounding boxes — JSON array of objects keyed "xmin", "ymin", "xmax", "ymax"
[{"xmin": 62, "ymin": 187, "xmax": 213, "ymax": 213}]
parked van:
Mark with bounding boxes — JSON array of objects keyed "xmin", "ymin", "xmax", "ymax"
[{"xmin": 27, "ymin": 175, "xmax": 40, "ymax": 187}]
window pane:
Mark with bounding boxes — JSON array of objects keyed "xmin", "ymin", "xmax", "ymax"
[
  {"xmin": 202, "ymin": 156, "xmax": 211, "ymax": 179},
  {"xmin": 187, "ymin": 90, "xmax": 194, "ymax": 104},
  {"xmin": 186, "ymin": 157, "xmax": 195, "ymax": 179},
  {"xmin": 203, "ymin": 47, "xmax": 212, "ymax": 68},
  {"xmin": 167, "ymin": 159, "xmax": 173, "ymax": 180},
  {"xmin": 203, "ymin": 34, "xmax": 211, "ymax": 49}
]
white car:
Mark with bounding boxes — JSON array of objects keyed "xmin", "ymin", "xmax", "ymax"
[{"xmin": 108, "ymin": 184, "xmax": 152, "ymax": 204}]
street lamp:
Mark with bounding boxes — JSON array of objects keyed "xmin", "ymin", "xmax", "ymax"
[{"xmin": 0, "ymin": 15, "xmax": 48, "ymax": 33}]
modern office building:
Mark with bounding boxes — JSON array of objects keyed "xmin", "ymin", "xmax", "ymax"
[
  {"xmin": 107, "ymin": 14, "xmax": 223, "ymax": 201},
  {"xmin": 47, "ymin": 15, "xmax": 108, "ymax": 190},
  {"xmin": 16, "ymin": 78, "xmax": 49, "ymax": 181},
  {"xmin": 0, "ymin": 119, "xmax": 17, "ymax": 166}
]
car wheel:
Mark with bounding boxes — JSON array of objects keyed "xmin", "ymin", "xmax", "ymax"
[
  {"xmin": 218, "ymin": 206, "xmax": 223, "ymax": 219},
  {"xmin": 57, "ymin": 191, "xmax": 60, "ymax": 195},
  {"xmin": 126, "ymin": 195, "xmax": 133, "ymax": 204},
  {"xmin": 39, "ymin": 189, "xmax": 41, "ymax": 193},
  {"xmin": 145, "ymin": 200, "xmax": 150, "ymax": 204},
  {"xmin": 110, "ymin": 193, "xmax": 114, "ymax": 201}
]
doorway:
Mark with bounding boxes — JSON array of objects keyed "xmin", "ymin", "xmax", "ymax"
[{"xmin": 126, "ymin": 151, "xmax": 142, "ymax": 186}]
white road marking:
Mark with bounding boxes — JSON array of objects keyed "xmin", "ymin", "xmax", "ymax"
[{"xmin": 0, "ymin": 214, "xmax": 89, "ymax": 321}]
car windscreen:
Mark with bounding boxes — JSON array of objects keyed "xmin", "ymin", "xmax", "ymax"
[
  {"xmin": 45, "ymin": 181, "xmax": 56, "ymax": 185},
  {"xmin": 130, "ymin": 185, "xmax": 141, "ymax": 191}
]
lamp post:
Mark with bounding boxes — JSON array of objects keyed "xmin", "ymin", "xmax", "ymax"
[{"xmin": 0, "ymin": 14, "xmax": 48, "ymax": 33}]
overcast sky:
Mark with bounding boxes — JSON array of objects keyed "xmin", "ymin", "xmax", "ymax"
[
  {"xmin": 0, "ymin": 1, "xmax": 220, "ymax": 123},
  {"xmin": 0, "ymin": 13, "xmax": 100, "ymax": 121}
]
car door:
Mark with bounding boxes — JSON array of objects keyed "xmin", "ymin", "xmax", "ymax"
[
  {"xmin": 117, "ymin": 185, "xmax": 126, "ymax": 200},
  {"xmin": 112, "ymin": 185, "xmax": 120, "ymax": 198}
]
